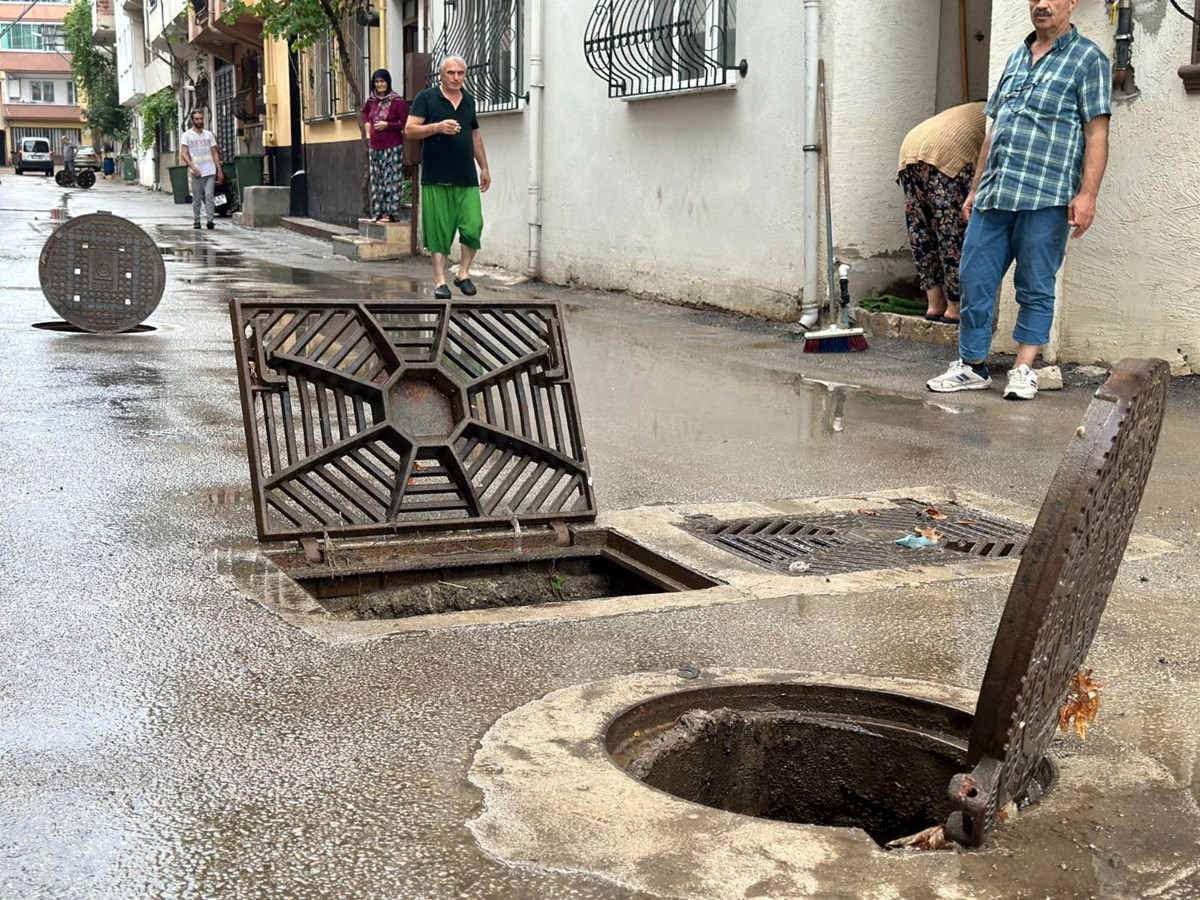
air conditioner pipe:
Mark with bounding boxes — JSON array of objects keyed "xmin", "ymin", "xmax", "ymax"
[
  {"xmin": 1113, "ymin": 0, "xmax": 1137, "ymax": 94},
  {"xmin": 799, "ymin": 0, "xmax": 821, "ymax": 329}
]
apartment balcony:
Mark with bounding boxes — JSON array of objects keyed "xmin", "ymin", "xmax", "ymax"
[
  {"xmin": 147, "ymin": 0, "xmax": 190, "ymax": 54},
  {"xmin": 121, "ymin": 0, "xmax": 143, "ymax": 14},
  {"xmin": 188, "ymin": 0, "xmax": 262, "ymax": 63},
  {"xmin": 91, "ymin": 0, "xmax": 116, "ymax": 45}
]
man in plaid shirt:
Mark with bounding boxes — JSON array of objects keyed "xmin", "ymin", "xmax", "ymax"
[{"xmin": 927, "ymin": 0, "xmax": 1111, "ymax": 400}]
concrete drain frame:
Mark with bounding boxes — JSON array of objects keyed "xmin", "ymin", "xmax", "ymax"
[
  {"xmin": 219, "ymin": 480, "xmax": 1177, "ymax": 643},
  {"xmin": 465, "ymin": 358, "xmax": 1176, "ymax": 880},
  {"xmin": 469, "ymin": 668, "xmax": 1200, "ymax": 899}
]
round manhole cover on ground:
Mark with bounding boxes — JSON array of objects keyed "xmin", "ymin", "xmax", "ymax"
[{"xmin": 38, "ymin": 212, "xmax": 165, "ymax": 333}]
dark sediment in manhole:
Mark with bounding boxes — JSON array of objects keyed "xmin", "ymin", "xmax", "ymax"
[
  {"xmin": 614, "ymin": 697, "xmax": 1055, "ymax": 848},
  {"xmin": 298, "ymin": 557, "xmax": 664, "ymax": 620}
]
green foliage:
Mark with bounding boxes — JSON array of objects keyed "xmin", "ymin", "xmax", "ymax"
[
  {"xmin": 139, "ymin": 88, "xmax": 179, "ymax": 151},
  {"xmin": 63, "ymin": 0, "xmax": 131, "ymax": 144},
  {"xmin": 222, "ymin": 0, "xmax": 355, "ymax": 51},
  {"xmin": 223, "ymin": 0, "xmax": 367, "ymax": 117}
]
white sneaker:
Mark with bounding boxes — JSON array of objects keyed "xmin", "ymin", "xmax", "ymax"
[
  {"xmin": 926, "ymin": 360, "xmax": 992, "ymax": 393},
  {"xmin": 1003, "ymin": 364, "xmax": 1038, "ymax": 401}
]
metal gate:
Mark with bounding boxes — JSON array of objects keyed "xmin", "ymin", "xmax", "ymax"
[{"xmin": 214, "ymin": 63, "xmax": 236, "ymax": 163}]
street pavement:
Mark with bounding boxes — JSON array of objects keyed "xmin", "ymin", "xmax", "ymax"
[{"xmin": 1, "ymin": 172, "xmax": 1198, "ymax": 899}]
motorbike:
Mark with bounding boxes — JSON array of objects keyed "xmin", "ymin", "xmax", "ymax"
[{"xmin": 55, "ymin": 168, "xmax": 96, "ymax": 189}]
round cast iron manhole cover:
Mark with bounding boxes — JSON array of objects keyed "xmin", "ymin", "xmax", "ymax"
[
  {"xmin": 947, "ymin": 358, "xmax": 1170, "ymax": 846},
  {"xmin": 38, "ymin": 212, "xmax": 166, "ymax": 334}
]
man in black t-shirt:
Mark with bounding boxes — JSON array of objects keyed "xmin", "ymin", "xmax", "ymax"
[{"xmin": 406, "ymin": 56, "xmax": 492, "ymax": 299}]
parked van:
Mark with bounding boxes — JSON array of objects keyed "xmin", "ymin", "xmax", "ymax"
[{"xmin": 15, "ymin": 137, "xmax": 53, "ymax": 176}]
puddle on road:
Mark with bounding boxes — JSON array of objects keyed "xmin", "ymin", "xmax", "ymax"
[{"xmin": 157, "ymin": 232, "xmax": 422, "ymax": 298}]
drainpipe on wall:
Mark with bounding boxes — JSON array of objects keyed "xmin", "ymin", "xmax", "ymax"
[
  {"xmin": 1112, "ymin": 0, "xmax": 1138, "ymax": 97},
  {"xmin": 526, "ymin": 0, "xmax": 545, "ymax": 277},
  {"xmin": 799, "ymin": 0, "xmax": 821, "ymax": 329}
]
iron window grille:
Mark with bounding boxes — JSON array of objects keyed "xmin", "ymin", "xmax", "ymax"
[
  {"xmin": 585, "ymin": 0, "xmax": 740, "ymax": 99},
  {"xmin": 301, "ymin": 18, "xmax": 372, "ymax": 121},
  {"xmin": 301, "ymin": 38, "xmax": 334, "ymax": 121},
  {"xmin": 428, "ymin": 0, "xmax": 524, "ymax": 113}
]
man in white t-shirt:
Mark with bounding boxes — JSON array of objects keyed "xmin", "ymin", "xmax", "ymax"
[{"xmin": 179, "ymin": 109, "xmax": 224, "ymax": 230}]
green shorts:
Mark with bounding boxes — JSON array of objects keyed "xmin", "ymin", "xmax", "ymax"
[{"xmin": 422, "ymin": 184, "xmax": 483, "ymax": 254}]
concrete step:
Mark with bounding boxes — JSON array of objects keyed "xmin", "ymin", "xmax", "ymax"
[
  {"xmin": 853, "ymin": 309, "xmax": 956, "ymax": 348},
  {"xmin": 331, "ymin": 231, "xmax": 411, "ymax": 261},
  {"xmin": 278, "ymin": 216, "xmax": 356, "ymax": 240},
  {"xmin": 357, "ymin": 218, "xmax": 412, "ymax": 244}
]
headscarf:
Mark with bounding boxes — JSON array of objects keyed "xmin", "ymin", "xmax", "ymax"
[{"xmin": 371, "ymin": 69, "xmax": 396, "ymax": 97}]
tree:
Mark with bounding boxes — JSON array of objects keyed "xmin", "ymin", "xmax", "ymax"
[
  {"xmin": 62, "ymin": 0, "xmax": 131, "ymax": 147},
  {"xmin": 223, "ymin": 0, "xmax": 373, "ymax": 210}
]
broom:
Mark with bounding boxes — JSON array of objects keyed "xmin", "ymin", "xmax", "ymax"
[{"xmin": 804, "ymin": 60, "xmax": 868, "ymax": 354}]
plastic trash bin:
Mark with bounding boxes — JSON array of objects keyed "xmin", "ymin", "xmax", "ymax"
[
  {"xmin": 233, "ymin": 155, "xmax": 264, "ymax": 205},
  {"xmin": 122, "ymin": 155, "xmax": 138, "ymax": 182},
  {"xmin": 168, "ymin": 165, "xmax": 190, "ymax": 204},
  {"xmin": 102, "ymin": 157, "xmax": 115, "ymax": 177}
]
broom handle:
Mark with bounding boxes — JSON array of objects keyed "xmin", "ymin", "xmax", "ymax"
[{"xmin": 819, "ymin": 60, "xmax": 836, "ymax": 323}]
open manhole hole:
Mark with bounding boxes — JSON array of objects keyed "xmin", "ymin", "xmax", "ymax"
[
  {"xmin": 606, "ymin": 683, "xmax": 1055, "ymax": 847},
  {"xmin": 229, "ymin": 299, "xmax": 722, "ymax": 625},
  {"xmin": 681, "ymin": 500, "xmax": 1031, "ymax": 576}
]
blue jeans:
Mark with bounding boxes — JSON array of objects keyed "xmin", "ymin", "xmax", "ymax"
[{"xmin": 958, "ymin": 207, "xmax": 1070, "ymax": 363}]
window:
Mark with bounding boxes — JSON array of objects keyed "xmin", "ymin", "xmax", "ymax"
[
  {"xmin": 429, "ymin": 0, "xmax": 524, "ymax": 113},
  {"xmin": 585, "ymin": 0, "xmax": 740, "ymax": 98},
  {"xmin": 0, "ymin": 22, "xmax": 67, "ymax": 52},
  {"xmin": 301, "ymin": 15, "xmax": 369, "ymax": 121},
  {"xmin": 67, "ymin": 81, "xmax": 76, "ymax": 105},
  {"xmin": 336, "ymin": 18, "xmax": 371, "ymax": 117},
  {"xmin": 301, "ymin": 36, "xmax": 333, "ymax": 120},
  {"xmin": 30, "ymin": 81, "xmax": 55, "ymax": 103}
]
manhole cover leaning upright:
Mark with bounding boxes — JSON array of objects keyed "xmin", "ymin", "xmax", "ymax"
[
  {"xmin": 946, "ymin": 358, "xmax": 1170, "ymax": 846},
  {"xmin": 38, "ymin": 212, "xmax": 166, "ymax": 333}
]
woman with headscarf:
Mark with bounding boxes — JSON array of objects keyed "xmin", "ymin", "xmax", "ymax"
[{"xmin": 361, "ymin": 68, "xmax": 408, "ymax": 223}]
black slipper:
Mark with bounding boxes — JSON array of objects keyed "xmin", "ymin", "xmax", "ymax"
[
  {"xmin": 940, "ymin": 316, "xmax": 960, "ymax": 326},
  {"xmin": 453, "ymin": 277, "xmax": 477, "ymax": 296},
  {"xmin": 924, "ymin": 313, "xmax": 944, "ymax": 322},
  {"xmin": 434, "ymin": 284, "xmax": 452, "ymax": 299}
]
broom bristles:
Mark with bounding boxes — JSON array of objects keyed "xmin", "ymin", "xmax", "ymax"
[{"xmin": 802, "ymin": 325, "xmax": 869, "ymax": 353}]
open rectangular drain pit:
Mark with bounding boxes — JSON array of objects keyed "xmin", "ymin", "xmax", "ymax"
[
  {"xmin": 681, "ymin": 499, "xmax": 1031, "ymax": 577},
  {"xmin": 267, "ymin": 527, "xmax": 721, "ymax": 621}
]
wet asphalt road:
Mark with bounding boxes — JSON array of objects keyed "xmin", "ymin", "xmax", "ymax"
[{"xmin": 1, "ymin": 173, "xmax": 1198, "ymax": 899}]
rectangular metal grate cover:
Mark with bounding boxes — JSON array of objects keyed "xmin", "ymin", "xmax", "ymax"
[
  {"xmin": 681, "ymin": 500, "xmax": 1030, "ymax": 576},
  {"xmin": 230, "ymin": 299, "xmax": 596, "ymax": 541}
]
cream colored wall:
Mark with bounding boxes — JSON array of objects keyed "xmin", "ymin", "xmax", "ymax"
[
  {"xmin": 987, "ymin": 4, "xmax": 1199, "ymax": 371},
  {"xmin": 823, "ymin": 0, "xmax": 941, "ymax": 295},
  {"xmin": 450, "ymin": 0, "xmax": 954, "ymax": 318},
  {"xmin": 464, "ymin": 0, "xmax": 809, "ymax": 319}
]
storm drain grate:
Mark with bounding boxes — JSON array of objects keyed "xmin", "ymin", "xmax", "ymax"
[{"xmin": 682, "ymin": 500, "xmax": 1031, "ymax": 577}]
